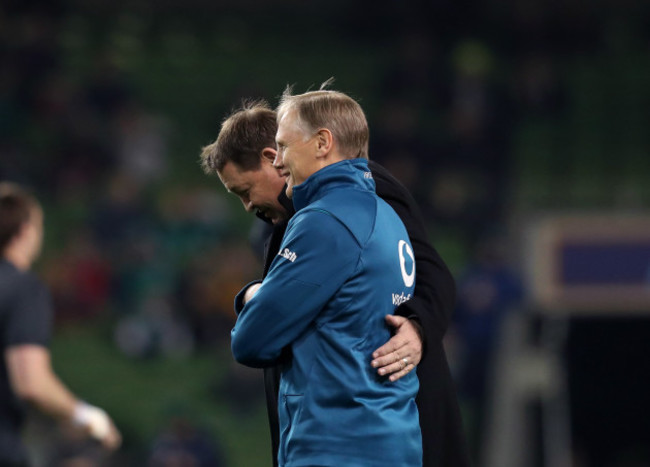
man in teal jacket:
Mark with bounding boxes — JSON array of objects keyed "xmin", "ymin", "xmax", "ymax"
[{"xmin": 231, "ymin": 87, "xmax": 422, "ymax": 466}]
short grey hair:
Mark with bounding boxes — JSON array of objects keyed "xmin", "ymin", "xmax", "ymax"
[{"xmin": 277, "ymin": 79, "xmax": 369, "ymax": 159}]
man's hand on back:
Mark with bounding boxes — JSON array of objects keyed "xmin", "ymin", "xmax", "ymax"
[{"xmin": 371, "ymin": 315, "xmax": 423, "ymax": 382}]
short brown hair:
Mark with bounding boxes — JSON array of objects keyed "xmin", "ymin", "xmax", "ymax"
[
  {"xmin": 277, "ymin": 82, "xmax": 369, "ymax": 159},
  {"xmin": 200, "ymin": 99, "xmax": 277, "ymax": 174},
  {"xmin": 0, "ymin": 182, "xmax": 39, "ymax": 253}
]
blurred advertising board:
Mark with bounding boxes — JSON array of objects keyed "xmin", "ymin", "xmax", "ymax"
[{"xmin": 526, "ymin": 213, "xmax": 650, "ymax": 314}]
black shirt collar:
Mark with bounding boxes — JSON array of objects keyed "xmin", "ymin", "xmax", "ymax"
[{"xmin": 254, "ymin": 184, "xmax": 295, "ymax": 225}]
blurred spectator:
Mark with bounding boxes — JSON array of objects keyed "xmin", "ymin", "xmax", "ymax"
[
  {"xmin": 430, "ymin": 39, "xmax": 513, "ymax": 239},
  {"xmin": 83, "ymin": 53, "xmax": 133, "ymax": 119},
  {"xmin": 113, "ymin": 292, "xmax": 195, "ymax": 359},
  {"xmin": 42, "ymin": 230, "xmax": 111, "ymax": 323},
  {"xmin": 1, "ymin": 1, "xmax": 649, "ymax": 464},
  {"xmin": 218, "ymin": 361, "xmax": 264, "ymax": 418},
  {"xmin": 90, "ymin": 171, "xmax": 156, "ymax": 312},
  {"xmin": 514, "ymin": 52, "xmax": 566, "ymax": 117},
  {"xmin": 91, "ymin": 173, "xmax": 149, "ymax": 254},
  {"xmin": 112, "ymin": 99, "xmax": 170, "ymax": 187},
  {"xmin": 10, "ymin": 11, "xmax": 61, "ymax": 110},
  {"xmin": 48, "ymin": 423, "xmax": 111, "ymax": 467},
  {"xmin": 156, "ymin": 186, "xmax": 232, "ymax": 261},
  {"xmin": 449, "ymin": 228, "xmax": 523, "ymax": 461},
  {"xmin": 148, "ymin": 411, "xmax": 225, "ymax": 467},
  {"xmin": 175, "ymin": 242, "xmax": 260, "ymax": 349},
  {"xmin": 372, "ymin": 96, "xmax": 429, "ymax": 187}
]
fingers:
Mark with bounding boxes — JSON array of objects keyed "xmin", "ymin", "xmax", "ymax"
[
  {"xmin": 372, "ymin": 315, "xmax": 408, "ymax": 359},
  {"xmin": 371, "ymin": 351, "xmax": 416, "ymax": 380},
  {"xmin": 371, "ymin": 317, "xmax": 424, "ymax": 380},
  {"xmin": 372, "ymin": 338, "xmax": 399, "ymax": 360},
  {"xmin": 372, "ymin": 318, "xmax": 422, "ymax": 362},
  {"xmin": 371, "ymin": 347, "xmax": 413, "ymax": 373},
  {"xmin": 72, "ymin": 402, "xmax": 122, "ymax": 451},
  {"xmin": 388, "ymin": 362, "xmax": 415, "ymax": 382},
  {"xmin": 101, "ymin": 421, "xmax": 122, "ymax": 450},
  {"xmin": 384, "ymin": 314, "xmax": 408, "ymax": 328},
  {"xmin": 393, "ymin": 319, "xmax": 423, "ymax": 366}
]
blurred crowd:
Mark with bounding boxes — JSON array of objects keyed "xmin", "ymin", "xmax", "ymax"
[
  {"xmin": 0, "ymin": 2, "xmax": 261, "ymax": 357},
  {"xmin": 1, "ymin": 0, "xmax": 649, "ymax": 465}
]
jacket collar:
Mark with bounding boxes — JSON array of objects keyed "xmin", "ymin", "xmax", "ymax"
[
  {"xmin": 292, "ymin": 159, "xmax": 375, "ymax": 212},
  {"xmin": 255, "ymin": 184, "xmax": 295, "ymax": 225}
]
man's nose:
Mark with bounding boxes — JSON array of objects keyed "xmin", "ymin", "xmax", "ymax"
[
  {"xmin": 273, "ymin": 152, "xmax": 283, "ymax": 169},
  {"xmin": 243, "ymin": 199, "xmax": 254, "ymax": 212}
]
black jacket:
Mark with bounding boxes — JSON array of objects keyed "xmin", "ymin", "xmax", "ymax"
[{"xmin": 258, "ymin": 160, "xmax": 470, "ymax": 467}]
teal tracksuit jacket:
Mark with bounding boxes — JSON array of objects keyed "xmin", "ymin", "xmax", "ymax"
[{"xmin": 231, "ymin": 159, "xmax": 422, "ymax": 466}]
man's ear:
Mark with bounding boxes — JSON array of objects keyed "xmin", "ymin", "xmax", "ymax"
[
  {"xmin": 315, "ymin": 128, "xmax": 334, "ymax": 158},
  {"xmin": 261, "ymin": 147, "xmax": 277, "ymax": 163}
]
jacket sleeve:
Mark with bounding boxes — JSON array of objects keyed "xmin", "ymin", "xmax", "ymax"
[
  {"xmin": 231, "ymin": 210, "xmax": 359, "ymax": 368},
  {"xmin": 372, "ymin": 163, "xmax": 456, "ymax": 347}
]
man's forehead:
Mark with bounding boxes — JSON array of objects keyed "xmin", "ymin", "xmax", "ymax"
[
  {"xmin": 218, "ymin": 162, "xmax": 246, "ymax": 188},
  {"xmin": 277, "ymin": 109, "xmax": 297, "ymax": 134},
  {"xmin": 219, "ymin": 162, "xmax": 263, "ymax": 190}
]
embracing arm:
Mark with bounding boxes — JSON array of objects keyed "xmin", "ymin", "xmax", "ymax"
[
  {"xmin": 384, "ymin": 186, "xmax": 456, "ymax": 344},
  {"xmin": 369, "ymin": 162, "xmax": 456, "ymax": 379},
  {"xmin": 372, "ymin": 161, "xmax": 456, "ymax": 344}
]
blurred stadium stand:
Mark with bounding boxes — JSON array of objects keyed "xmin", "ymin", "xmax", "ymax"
[{"xmin": 1, "ymin": 0, "xmax": 650, "ymax": 465}]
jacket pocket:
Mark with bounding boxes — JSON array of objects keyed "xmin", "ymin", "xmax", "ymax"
[{"xmin": 280, "ymin": 394, "xmax": 303, "ymax": 465}]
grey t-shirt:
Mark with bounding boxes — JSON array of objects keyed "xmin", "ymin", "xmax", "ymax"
[{"xmin": 0, "ymin": 259, "xmax": 52, "ymax": 464}]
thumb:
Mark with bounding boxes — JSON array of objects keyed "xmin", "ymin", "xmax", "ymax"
[{"xmin": 385, "ymin": 314, "xmax": 406, "ymax": 328}]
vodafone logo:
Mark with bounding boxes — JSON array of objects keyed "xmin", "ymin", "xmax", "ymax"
[{"xmin": 398, "ymin": 240, "xmax": 415, "ymax": 287}]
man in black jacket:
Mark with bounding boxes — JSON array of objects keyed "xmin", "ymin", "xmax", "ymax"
[{"xmin": 200, "ymin": 98, "xmax": 470, "ymax": 467}]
